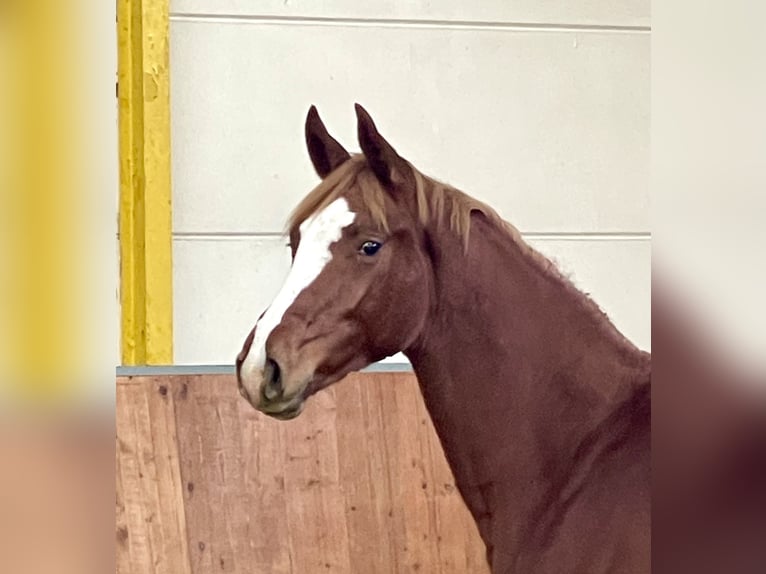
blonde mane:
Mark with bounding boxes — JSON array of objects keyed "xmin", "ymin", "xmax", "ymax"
[
  {"xmin": 288, "ymin": 155, "xmax": 567, "ymax": 280},
  {"xmin": 288, "ymin": 155, "xmax": 510, "ymax": 249},
  {"xmin": 287, "ymin": 154, "xmax": 630, "ymax": 350}
]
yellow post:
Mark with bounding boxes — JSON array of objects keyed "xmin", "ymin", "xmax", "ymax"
[{"xmin": 118, "ymin": 0, "xmax": 173, "ymax": 365}]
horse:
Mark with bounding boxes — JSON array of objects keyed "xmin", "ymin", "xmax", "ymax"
[{"xmin": 236, "ymin": 104, "xmax": 651, "ymax": 573}]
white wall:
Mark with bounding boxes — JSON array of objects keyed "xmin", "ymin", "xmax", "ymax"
[{"xmin": 169, "ymin": 2, "xmax": 650, "ymax": 365}]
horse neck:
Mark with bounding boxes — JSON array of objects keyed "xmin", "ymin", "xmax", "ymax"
[{"xmin": 405, "ymin": 212, "xmax": 649, "ymax": 540}]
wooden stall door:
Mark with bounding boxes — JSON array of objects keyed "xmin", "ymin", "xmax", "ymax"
[{"xmin": 116, "ymin": 372, "xmax": 489, "ymax": 574}]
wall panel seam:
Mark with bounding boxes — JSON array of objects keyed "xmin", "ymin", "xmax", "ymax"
[{"xmin": 169, "ymin": 13, "xmax": 651, "ymax": 34}]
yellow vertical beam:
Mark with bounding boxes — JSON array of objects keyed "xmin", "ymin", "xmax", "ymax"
[{"xmin": 118, "ymin": 0, "xmax": 173, "ymax": 365}]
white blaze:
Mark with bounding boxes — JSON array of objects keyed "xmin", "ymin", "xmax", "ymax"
[{"xmin": 239, "ymin": 198, "xmax": 356, "ymax": 391}]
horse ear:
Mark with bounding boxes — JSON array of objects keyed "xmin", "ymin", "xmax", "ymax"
[
  {"xmin": 355, "ymin": 103, "xmax": 407, "ymax": 188},
  {"xmin": 305, "ymin": 105, "xmax": 351, "ymax": 178}
]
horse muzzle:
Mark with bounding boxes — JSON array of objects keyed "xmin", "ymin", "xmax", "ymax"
[{"xmin": 236, "ymin": 352, "xmax": 311, "ymax": 420}]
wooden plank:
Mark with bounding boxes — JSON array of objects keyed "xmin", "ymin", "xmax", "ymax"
[
  {"xmin": 116, "ymin": 444, "xmax": 134, "ymax": 574},
  {"xmin": 372, "ymin": 373, "xmax": 440, "ymax": 572},
  {"xmin": 281, "ymin": 387, "xmax": 353, "ymax": 573},
  {"xmin": 238, "ymin": 378, "xmax": 294, "ymax": 573},
  {"xmin": 116, "ymin": 376, "xmax": 191, "ymax": 574},
  {"xmin": 334, "ymin": 374, "xmax": 397, "ymax": 573},
  {"xmin": 172, "ymin": 374, "xmax": 293, "ymax": 573}
]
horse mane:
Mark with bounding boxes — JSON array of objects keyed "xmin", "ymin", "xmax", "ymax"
[
  {"xmin": 288, "ymin": 154, "xmax": 564, "ymax": 274},
  {"xmin": 288, "ymin": 154, "xmax": 642, "ymax": 357},
  {"xmin": 288, "ymin": 154, "xmax": 506, "ymax": 248}
]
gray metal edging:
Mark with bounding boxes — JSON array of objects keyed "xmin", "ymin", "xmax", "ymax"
[{"xmin": 116, "ymin": 362, "xmax": 413, "ymax": 376}]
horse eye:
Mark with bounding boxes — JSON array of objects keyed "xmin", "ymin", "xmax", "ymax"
[{"xmin": 360, "ymin": 241, "xmax": 382, "ymax": 256}]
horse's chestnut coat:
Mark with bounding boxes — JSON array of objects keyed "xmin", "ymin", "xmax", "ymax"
[{"xmin": 237, "ymin": 105, "xmax": 654, "ymax": 573}]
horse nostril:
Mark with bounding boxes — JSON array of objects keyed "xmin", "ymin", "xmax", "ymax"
[
  {"xmin": 262, "ymin": 357, "xmax": 283, "ymax": 401},
  {"xmin": 267, "ymin": 358, "xmax": 282, "ymax": 386}
]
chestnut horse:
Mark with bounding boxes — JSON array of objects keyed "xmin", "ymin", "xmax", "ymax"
[{"xmin": 236, "ymin": 105, "xmax": 651, "ymax": 573}]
